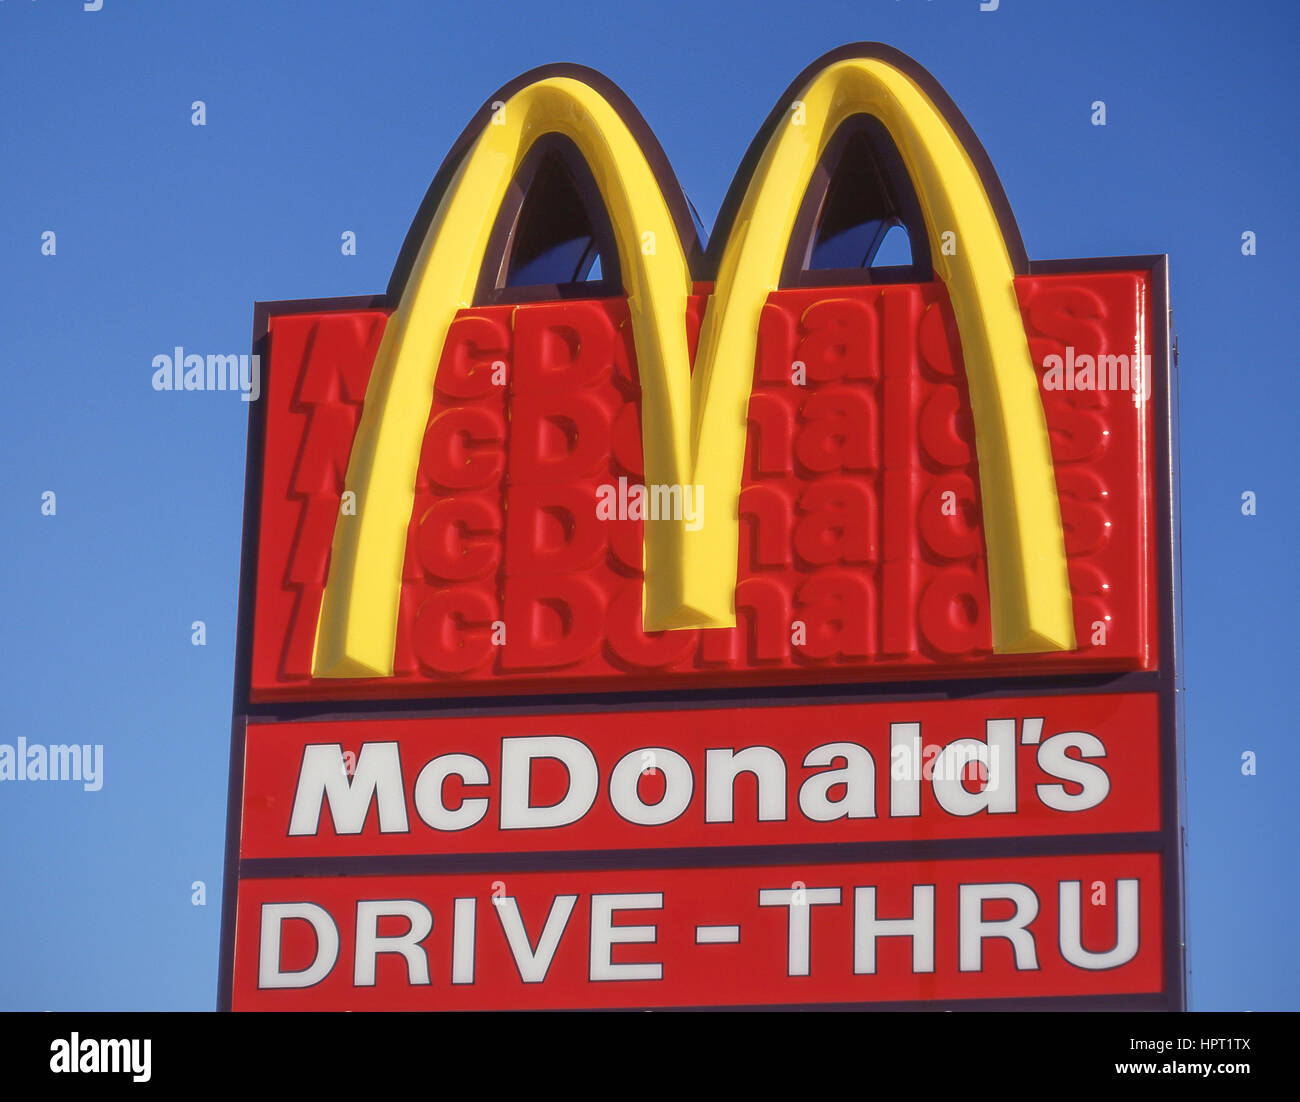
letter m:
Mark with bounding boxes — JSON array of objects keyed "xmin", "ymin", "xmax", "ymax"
[
  {"xmin": 288, "ymin": 742, "xmax": 409, "ymax": 835},
  {"xmin": 207, "ymin": 353, "xmax": 240, "ymax": 391},
  {"xmin": 49, "ymin": 744, "xmax": 80, "ymax": 781},
  {"xmin": 102, "ymin": 1040, "xmax": 130, "ymax": 1075},
  {"xmin": 1097, "ymin": 353, "xmax": 1130, "ymax": 392},
  {"xmin": 650, "ymin": 483, "xmax": 682, "ymax": 521}
]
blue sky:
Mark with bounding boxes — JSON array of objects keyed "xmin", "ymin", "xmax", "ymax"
[{"xmin": 1, "ymin": 0, "xmax": 1295, "ymax": 1010}]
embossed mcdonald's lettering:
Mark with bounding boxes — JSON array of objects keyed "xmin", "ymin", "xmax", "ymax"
[{"xmin": 221, "ymin": 45, "xmax": 1184, "ymax": 1011}]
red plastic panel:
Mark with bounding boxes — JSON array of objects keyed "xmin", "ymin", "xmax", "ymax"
[
  {"xmin": 240, "ymin": 691, "xmax": 1160, "ymax": 859},
  {"xmin": 230, "ymin": 853, "xmax": 1164, "ymax": 1009},
  {"xmin": 249, "ymin": 272, "xmax": 1156, "ymax": 700}
]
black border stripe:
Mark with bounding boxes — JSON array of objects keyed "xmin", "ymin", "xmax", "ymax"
[
  {"xmin": 238, "ymin": 670, "xmax": 1164, "ymax": 724},
  {"xmin": 237, "ymin": 832, "xmax": 1168, "ymax": 880}
]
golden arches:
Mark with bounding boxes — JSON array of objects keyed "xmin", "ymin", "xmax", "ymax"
[{"xmin": 312, "ymin": 54, "xmax": 1075, "ymax": 679}]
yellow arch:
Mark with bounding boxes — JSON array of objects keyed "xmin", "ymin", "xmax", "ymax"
[
  {"xmin": 313, "ymin": 57, "xmax": 1075, "ymax": 678},
  {"xmin": 313, "ymin": 78, "xmax": 699, "ymax": 676},
  {"xmin": 685, "ymin": 57, "xmax": 1076, "ymax": 653}
]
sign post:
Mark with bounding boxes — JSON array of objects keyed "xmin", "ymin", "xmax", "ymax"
[{"xmin": 218, "ymin": 44, "xmax": 1184, "ymax": 1010}]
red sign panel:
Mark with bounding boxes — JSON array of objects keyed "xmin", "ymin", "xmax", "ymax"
[
  {"xmin": 240, "ymin": 692, "xmax": 1160, "ymax": 859},
  {"xmin": 230, "ymin": 854, "xmax": 1164, "ymax": 1010},
  {"xmin": 250, "ymin": 273, "xmax": 1156, "ymax": 702}
]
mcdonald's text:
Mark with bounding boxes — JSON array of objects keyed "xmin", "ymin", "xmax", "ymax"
[{"xmin": 238, "ymin": 693, "xmax": 1160, "ymax": 859}]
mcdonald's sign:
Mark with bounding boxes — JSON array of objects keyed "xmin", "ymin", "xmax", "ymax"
[{"xmin": 219, "ymin": 44, "xmax": 1185, "ymax": 1010}]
